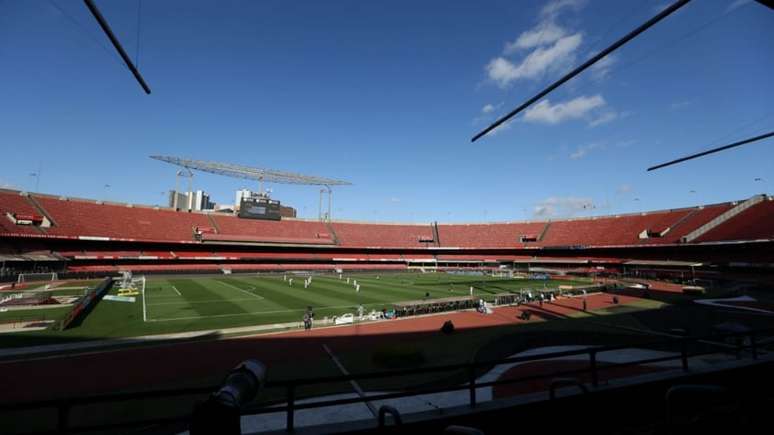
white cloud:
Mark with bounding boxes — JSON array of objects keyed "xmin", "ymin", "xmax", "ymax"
[
  {"xmin": 0, "ymin": 179, "xmax": 19, "ymax": 190},
  {"xmin": 617, "ymin": 184, "xmax": 633, "ymax": 194},
  {"xmin": 504, "ymin": 21, "xmax": 567, "ymax": 53},
  {"xmin": 615, "ymin": 139, "xmax": 637, "ymax": 148},
  {"xmin": 569, "ymin": 142, "xmax": 604, "ymax": 160},
  {"xmin": 389, "ymin": 197, "xmax": 401, "ymax": 203},
  {"xmin": 533, "ymin": 196, "xmax": 595, "ymax": 218},
  {"xmin": 523, "ymin": 94, "xmax": 605, "ymax": 124},
  {"xmin": 473, "ymin": 102, "xmax": 503, "ymax": 125},
  {"xmin": 541, "ymin": 0, "xmax": 587, "ymax": 19},
  {"xmin": 485, "ymin": 0, "xmax": 590, "ymax": 88},
  {"xmin": 588, "ymin": 111, "xmax": 618, "ymax": 127},
  {"xmin": 726, "ymin": 0, "xmax": 752, "ymax": 13},
  {"xmin": 489, "ymin": 119, "xmax": 514, "ymax": 136},
  {"xmin": 590, "ymin": 53, "xmax": 616, "ymax": 81},
  {"xmin": 670, "ymin": 100, "xmax": 692, "ymax": 110},
  {"xmin": 487, "ymin": 33, "xmax": 582, "ymax": 87}
]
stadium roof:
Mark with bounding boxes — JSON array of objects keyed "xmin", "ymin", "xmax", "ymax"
[{"xmin": 150, "ymin": 156, "xmax": 352, "ymax": 186}]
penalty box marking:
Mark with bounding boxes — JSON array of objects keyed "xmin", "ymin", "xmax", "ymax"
[
  {"xmin": 147, "ymin": 297, "xmax": 269, "ymax": 306},
  {"xmin": 215, "ymin": 279, "xmax": 265, "ymax": 300}
]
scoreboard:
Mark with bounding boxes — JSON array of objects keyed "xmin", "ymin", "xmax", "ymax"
[{"xmin": 238, "ymin": 197, "xmax": 282, "ymax": 221}]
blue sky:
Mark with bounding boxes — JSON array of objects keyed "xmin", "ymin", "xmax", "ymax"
[{"xmin": 1, "ymin": 0, "xmax": 772, "ymax": 222}]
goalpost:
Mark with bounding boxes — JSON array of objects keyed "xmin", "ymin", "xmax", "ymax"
[
  {"xmin": 17, "ymin": 272, "xmax": 58, "ymax": 284},
  {"xmin": 115, "ymin": 271, "xmax": 145, "ymax": 296},
  {"xmin": 491, "ymin": 269, "xmax": 514, "ymax": 278}
]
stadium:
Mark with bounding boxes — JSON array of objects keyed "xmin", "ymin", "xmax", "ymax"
[
  {"xmin": 2, "ymin": 182, "xmax": 774, "ymax": 433},
  {"xmin": 2, "ymin": 1, "xmax": 774, "ymax": 434}
]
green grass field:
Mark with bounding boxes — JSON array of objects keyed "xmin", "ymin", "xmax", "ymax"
[
  {"xmin": 144, "ymin": 273, "xmax": 587, "ymax": 323},
  {"xmin": 0, "ymin": 272, "xmax": 591, "ymax": 347}
]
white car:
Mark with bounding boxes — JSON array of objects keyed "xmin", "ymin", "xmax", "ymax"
[{"xmin": 334, "ymin": 313, "xmax": 354, "ymax": 325}]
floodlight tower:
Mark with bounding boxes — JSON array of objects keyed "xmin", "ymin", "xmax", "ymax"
[
  {"xmin": 150, "ymin": 156, "xmax": 351, "ymax": 220},
  {"xmin": 318, "ymin": 185, "xmax": 333, "ymax": 221}
]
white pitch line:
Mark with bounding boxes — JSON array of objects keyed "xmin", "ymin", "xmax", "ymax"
[
  {"xmin": 148, "ymin": 303, "xmax": 379, "ymax": 322},
  {"xmin": 215, "ymin": 280, "xmax": 265, "ymax": 300},
  {"xmin": 148, "ymin": 297, "xmax": 264, "ymax": 306},
  {"xmin": 171, "ymin": 285, "xmax": 182, "ymax": 296},
  {"xmin": 142, "ymin": 280, "xmax": 148, "ymax": 323},
  {"xmin": 323, "ymin": 344, "xmax": 377, "ymax": 417}
]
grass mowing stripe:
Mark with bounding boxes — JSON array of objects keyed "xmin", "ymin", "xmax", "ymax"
[
  {"xmin": 217, "ymin": 277, "xmax": 320, "ymax": 310},
  {"xmin": 295, "ymin": 278, "xmax": 391, "ymax": 305},
  {"xmin": 148, "ymin": 298, "xmax": 265, "ymax": 306},
  {"xmin": 234, "ymin": 276, "xmax": 364, "ymax": 307},
  {"xmin": 320, "ymin": 276, "xmax": 430, "ymax": 300},
  {"xmin": 308, "ymin": 275, "xmax": 451, "ymax": 304},
  {"xmin": 349, "ymin": 278, "xmax": 454, "ymax": 299},
  {"xmin": 212, "ymin": 279, "xmax": 265, "ymax": 300},
  {"xmin": 156, "ymin": 279, "xmax": 248, "ymax": 319}
]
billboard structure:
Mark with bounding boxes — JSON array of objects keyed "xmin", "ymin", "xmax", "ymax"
[{"xmin": 238, "ymin": 196, "xmax": 282, "ymax": 221}]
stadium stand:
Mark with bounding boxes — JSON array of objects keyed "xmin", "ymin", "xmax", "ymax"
[
  {"xmin": 540, "ymin": 212, "xmax": 674, "ymax": 246},
  {"xmin": 32, "ymin": 194, "xmax": 211, "ymax": 242},
  {"xmin": 661, "ymin": 203, "xmax": 733, "ymax": 243},
  {"xmin": 332, "ymin": 222, "xmax": 435, "ymax": 248},
  {"xmin": 0, "ymin": 190, "xmax": 47, "ymax": 235},
  {"xmin": 697, "ymin": 197, "xmax": 774, "ymax": 242},
  {"xmin": 210, "ymin": 215, "xmax": 333, "ymax": 244},
  {"xmin": 1, "ymin": 189, "xmax": 773, "ymax": 276},
  {"xmin": 436, "ymin": 222, "xmax": 546, "ymax": 248}
]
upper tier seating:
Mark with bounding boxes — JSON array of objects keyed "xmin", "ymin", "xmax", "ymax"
[
  {"xmin": 2, "ymin": 190, "xmax": 768, "ymax": 249},
  {"xmin": 437, "ymin": 222, "xmax": 547, "ymax": 248},
  {"xmin": 33, "ymin": 195, "xmax": 211, "ymax": 241},
  {"xmin": 660, "ymin": 204, "xmax": 733, "ymax": 243},
  {"xmin": 68, "ymin": 262, "xmax": 408, "ymax": 273},
  {"xmin": 0, "ymin": 191, "xmax": 44, "ymax": 235},
  {"xmin": 209, "ymin": 215, "xmax": 333, "ymax": 244},
  {"xmin": 57, "ymin": 250, "xmax": 177, "ymax": 259},
  {"xmin": 697, "ymin": 198, "xmax": 774, "ymax": 242},
  {"xmin": 540, "ymin": 211, "xmax": 685, "ymax": 246},
  {"xmin": 332, "ymin": 222, "xmax": 434, "ymax": 248}
]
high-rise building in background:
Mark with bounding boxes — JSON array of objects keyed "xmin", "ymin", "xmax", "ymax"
[
  {"xmin": 168, "ymin": 190, "xmax": 215, "ymax": 211},
  {"xmin": 235, "ymin": 189, "xmax": 252, "ymax": 209},
  {"xmin": 168, "ymin": 190, "xmax": 188, "ymax": 209},
  {"xmin": 191, "ymin": 190, "xmax": 214, "ymax": 211}
]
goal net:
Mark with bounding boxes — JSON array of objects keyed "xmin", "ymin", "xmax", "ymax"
[
  {"xmin": 17, "ymin": 272, "xmax": 58, "ymax": 284},
  {"xmin": 116, "ymin": 272, "xmax": 145, "ymax": 296},
  {"xmin": 491, "ymin": 269, "xmax": 514, "ymax": 278}
]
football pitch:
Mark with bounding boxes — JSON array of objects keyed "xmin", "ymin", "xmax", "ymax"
[
  {"xmin": 143, "ymin": 273, "xmax": 589, "ymax": 325},
  {"xmin": 0, "ymin": 272, "xmax": 592, "ymax": 346}
]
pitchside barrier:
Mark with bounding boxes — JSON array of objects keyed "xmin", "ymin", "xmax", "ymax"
[
  {"xmin": 391, "ymin": 284, "xmax": 611, "ymax": 319},
  {"xmin": 394, "ymin": 296, "xmax": 478, "ymax": 318},
  {"xmin": 53, "ymin": 278, "xmax": 113, "ymax": 331}
]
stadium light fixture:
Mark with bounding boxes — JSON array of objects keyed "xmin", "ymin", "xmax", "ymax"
[
  {"xmin": 471, "ymin": 0, "xmax": 691, "ymax": 142},
  {"xmin": 150, "ymin": 156, "xmax": 352, "ymax": 186}
]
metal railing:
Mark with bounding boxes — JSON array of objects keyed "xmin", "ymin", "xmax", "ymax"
[{"xmin": 1, "ymin": 327, "xmax": 771, "ymax": 434}]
